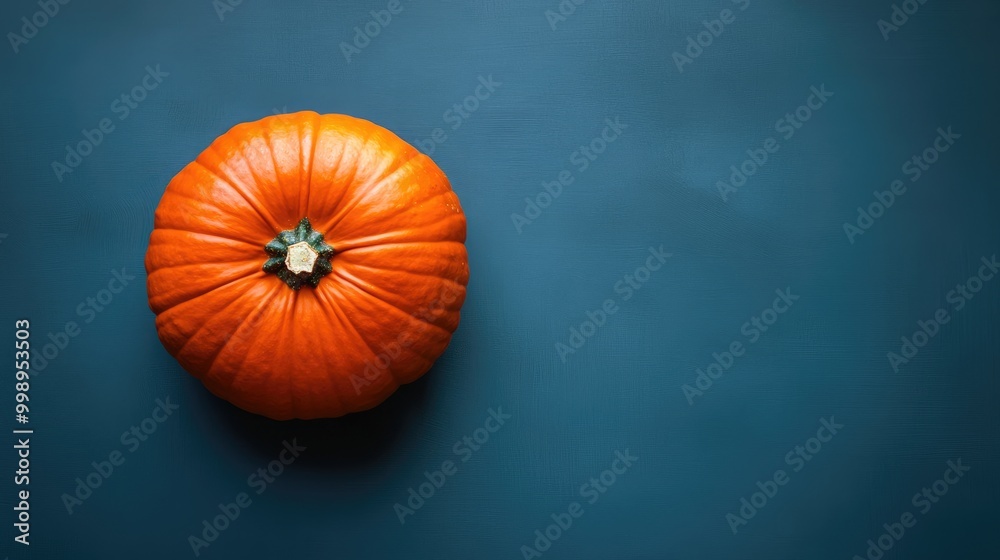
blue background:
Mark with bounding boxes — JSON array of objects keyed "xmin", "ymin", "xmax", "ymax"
[{"xmin": 1, "ymin": 0, "xmax": 998, "ymax": 558}]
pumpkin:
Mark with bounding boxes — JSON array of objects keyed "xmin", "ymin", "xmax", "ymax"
[{"xmin": 144, "ymin": 111, "xmax": 469, "ymax": 420}]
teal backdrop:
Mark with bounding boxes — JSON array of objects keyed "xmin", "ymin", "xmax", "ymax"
[{"xmin": 1, "ymin": 0, "xmax": 997, "ymax": 559}]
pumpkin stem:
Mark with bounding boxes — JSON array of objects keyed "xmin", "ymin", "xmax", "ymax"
[{"xmin": 263, "ymin": 217, "xmax": 335, "ymax": 290}]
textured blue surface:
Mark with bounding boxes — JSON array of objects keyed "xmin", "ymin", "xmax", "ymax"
[{"xmin": 1, "ymin": 1, "xmax": 998, "ymax": 559}]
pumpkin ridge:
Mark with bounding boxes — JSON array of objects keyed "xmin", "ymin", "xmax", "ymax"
[
  {"xmin": 227, "ymin": 140, "xmax": 289, "ymax": 228},
  {"xmin": 331, "ymin": 260, "xmax": 464, "ymax": 314},
  {"xmin": 337, "ymin": 239, "xmax": 468, "ymax": 256},
  {"xmin": 309, "ymin": 121, "xmax": 372, "ymax": 234},
  {"xmin": 341, "ymin": 259, "xmax": 469, "ymax": 285},
  {"xmin": 302, "ymin": 112, "xmax": 321, "ymax": 220},
  {"xmin": 193, "ymin": 155, "xmax": 280, "ymax": 233},
  {"xmin": 320, "ymin": 136, "xmax": 422, "ymax": 235},
  {"xmin": 308, "ymin": 288, "xmax": 367, "ymax": 414},
  {"xmin": 328, "ymin": 189, "xmax": 464, "ymax": 251},
  {"xmin": 148, "ymin": 259, "xmax": 257, "ymax": 299},
  {"xmin": 201, "ymin": 280, "xmax": 284, "ymax": 387},
  {"xmin": 330, "ymin": 265, "xmax": 412, "ymax": 313},
  {"xmin": 209, "ymin": 288, "xmax": 295, "ymax": 418},
  {"xmin": 279, "ymin": 297, "xmax": 297, "ymax": 418},
  {"xmin": 266, "ymin": 119, "xmax": 313, "ymax": 226},
  {"xmin": 259, "ymin": 123, "xmax": 291, "ymax": 218},
  {"xmin": 150, "ymin": 259, "xmax": 263, "ymax": 275},
  {"xmin": 322, "ymin": 280, "xmax": 449, "ymax": 375},
  {"xmin": 331, "ymin": 222, "xmax": 466, "ymax": 252},
  {"xmin": 317, "ymin": 288, "xmax": 407, "ymax": 393},
  {"xmin": 231, "ymin": 130, "xmax": 298, "ymax": 229},
  {"xmin": 338, "ymin": 177, "xmax": 448, "ymax": 225},
  {"xmin": 329, "ymin": 266, "xmax": 456, "ymax": 339},
  {"xmin": 150, "ymin": 268, "xmax": 267, "ymax": 316},
  {"xmin": 151, "ymin": 227, "xmax": 262, "ymax": 249},
  {"xmin": 154, "ymin": 181, "xmax": 272, "ymax": 244},
  {"xmin": 170, "ymin": 279, "xmax": 272, "ymax": 361}
]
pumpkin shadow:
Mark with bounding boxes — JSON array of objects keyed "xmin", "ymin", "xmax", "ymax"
[{"xmin": 198, "ymin": 371, "xmax": 435, "ymax": 472}]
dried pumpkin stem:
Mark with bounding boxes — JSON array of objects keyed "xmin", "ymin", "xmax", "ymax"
[{"xmin": 263, "ymin": 217, "xmax": 335, "ymax": 290}]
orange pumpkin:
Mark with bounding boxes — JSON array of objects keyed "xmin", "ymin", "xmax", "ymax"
[{"xmin": 144, "ymin": 112, "xmax": 469, "ymax": 420}]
